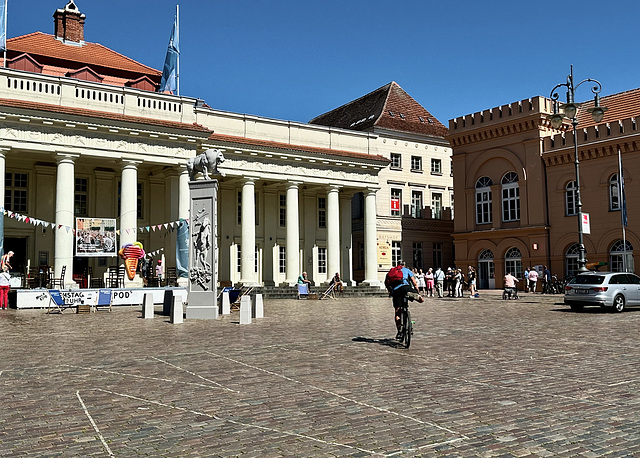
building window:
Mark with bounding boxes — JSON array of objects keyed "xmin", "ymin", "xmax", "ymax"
[
  {"xmin": 279, "ymin": 194, "xmax": 286, "ymax": 227},
  {"xmin": 352, "ymin": 192, "xmax": 364, "ymax": 218},
  {"xmin": 450, "ymin": 192, "xmax": 454, "ymax": 220},
  {"xmin": 392, "ymin": 241, "xmax": 402, "ymax": 265},
  {"xmin": 390, "ymin": 153, "xmax": 401, "ymax": 169},
  {"xmin": 433, "ymin": 242, "xmax": 442, "ymax": 269},
  {"xmin": 565, "ymin": 243, "xmax": 580, "ymax": 277},
  {"xmin": 237, "ymin": 245, "xmax": 241, "ymax": 273},
  {"xmin": 279, "ymin": 246, "xmax": 286, "ymax": 273},
  {"xmin": 318, "ymin": 247, "xmax": 327, "ymax": 274},
  {"xmin": 410, "ymin": 156, "xmax": 422, "ymax": 172},
  {"xmin": 431, "ymin": 192, "xmax": 442, "ymax": 219},
  {"xmin": 609, "ymin": 174, "xmax": 620, "ymax": 211},
  {"xmin": 430, "ymin": 158, "xmax": 442, "ymax": 174},
  {"xmin": 475, "ymin": 177, "xmax": 492, "ymax": 224},
  {"xmin": 237, "ymin": 191, "xmax": 242, "ymax": 225},
  {"xmin": 504, "ymin": 247, "xmax": 523, "ymax": 279},
  {"xmin": 610, "ymin": 240, "xmax": 634, "ymax": 272},
  {"xmin": 565, "ymin": 181, "xmax": 577, "ymax": 216},
  {"xmin": 412, "ymin": 242, "xmax": 423, "ymax": 269},
  {"xmin": 411, "ymin": 190, "xmax": 422, "ymax": 218},
  {"xmin": 390, "ymin": 188, "xmax": 402, "ymax": 216},
  {"xmin": 318, "ymin": 197, "xmax": 326, "ymax": 228},
  {"xmin": 5, "ymin": 172, "xmax": 28, "ymax": 213},
  {"xmin": 501, "ymin": 172, "xmax": 520, "ymax": 222},
  {"xmin": 74, "ymin": 177, "xmax": 88, "ymax": 216}
]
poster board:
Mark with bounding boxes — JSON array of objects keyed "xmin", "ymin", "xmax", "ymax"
[{"xmin": 75, "ymin": 218, "xmax": 117, "ymax": 257}]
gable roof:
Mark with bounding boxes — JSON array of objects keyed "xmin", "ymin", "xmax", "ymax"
[
  {"xmin": 576, "ymin": 87, "xmax": 640, "ymax": 128},
  {"xmin": 5, "ymin": 32, "xmax": 161, "ymax": 81},
  {"xmin": 309, "ymin": 82, "xmax": 448, "ymax": 138}
]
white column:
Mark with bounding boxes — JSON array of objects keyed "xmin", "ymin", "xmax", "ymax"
[
  {"xmin": 240, "ymin": 178, "xmax": 257, "ymax": 285},
  {"xmin": 120, "ymin": 160, "xmax": 140, "ymax": 248},
  {"xmin": 54, "ymin": 153, "xmax": 77, "ymax": 286},
  {"xmin": 340, "ymin": 193, "xmax": 355, "ymax": 286},
  {"xmin": 285, "ymin": 182, "xmax": 300, "ymax": 285},
  {"xmin": 363, "ymin": 188, "xmax": 380, "ymax": 286},
  {"xmin": 326, "ymin": 185, "xmax": 340, "ymax": 281},
  {"xmin": 178, "ymin": 165, "xmax": 190, "ymax": 220}
]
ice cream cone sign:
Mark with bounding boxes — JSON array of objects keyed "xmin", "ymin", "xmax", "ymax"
[{"xmin": 119, "ymin": 241, "xmax": 146, "ymax": 280}]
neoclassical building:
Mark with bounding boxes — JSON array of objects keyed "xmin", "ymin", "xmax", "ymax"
[
  {"xmin": 448, "ymin": 90, "xmax": 639, "ymax": 288},
  {"xmin": 1, "ymin": 1, "xmax": 455, "ymax": 289}
]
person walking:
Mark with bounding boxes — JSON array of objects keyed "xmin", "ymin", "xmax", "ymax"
[
  {"xmin": 524, "ymin": 267, "xmax": 530, "ymax": 293},
  {"xmin": 434, "ymin": 267, "xmax": 445, "ymax": 298},
  {"xmin": 528, "ymin": 268, "xmax": 538, "ymax": 293},
  {"xmin": 454, "ymin": 269, "xmax": 463, "ymax": 297},
  {"xmin": 542, "ymin": 266, "xmax": 551, "ymax": 294},
  {"xmin": 468, "ymin": 266, "xmax": 478, "ymax": 298},
  {"xmin": 416, "ymin": 268, "xmax": 426, "ymax": 295},
  {"xmin": 425, "ymin": 268, "xmax": 435, "ymax": 297},
  {"xmin": 0, "ymin": 266, "xmax": 11, "ymax": 310}
]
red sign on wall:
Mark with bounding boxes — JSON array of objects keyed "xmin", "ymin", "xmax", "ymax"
[{"xmin": 391, "ymin": 198, "xmax": 400, "ymax": 212}]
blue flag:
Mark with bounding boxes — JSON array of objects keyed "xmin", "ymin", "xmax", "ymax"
[
  {"xmin": 159, "ymin": 13, "xmax": 179, "ymax": 94},
  {"xmin": 0, "ymin": 0, "xmax": 7, "ymax": 52}
]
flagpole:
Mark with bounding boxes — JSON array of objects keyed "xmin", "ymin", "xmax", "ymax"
[
  {"xmin": 618, "ymin": 147, "xmax": 627, "ymax": 271},
  {"xmin": 176, "ymin": 4, "xmax": 179, "ymax": 96},
  {"xmin": 2, "ymin": 0, "xmax": 7, "ymax": 68}
]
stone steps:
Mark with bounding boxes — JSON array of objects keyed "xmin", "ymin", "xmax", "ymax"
[{"xmin": 245, "ymin": 285, "xmax": 388, "ymax": 300}]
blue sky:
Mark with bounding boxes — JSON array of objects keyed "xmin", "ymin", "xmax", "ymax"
[{"xmin": 7, "ymin": 1, "xmax": 640, "ymax": 126}]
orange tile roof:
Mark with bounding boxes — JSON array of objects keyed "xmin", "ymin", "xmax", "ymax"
[
  {"xmin": 6, "ymin": 32, "xmax": 161, "ymax": 79},
  {"xmin": 208, "ymin": 133, "xmax": 389, "ymax": 164},
  {"xmin": 576, "ymin": 87, "xmax": 640, "ymax": 128},
  {"xmin": 0, "ymin": 97, "xmax": 210, "ymax": 133}
]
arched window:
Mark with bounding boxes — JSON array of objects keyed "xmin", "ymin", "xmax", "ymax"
[
  {"xmin": 501, "ymin": 172, "xmax": 520, "ymax": 222},
  {"xmin": 478, "ymin": 248, "xmax": 494, "ymax": 260},
  {"xmin": 565, "ymin": 181, "xmax": 577, "ymax": 216},
  {"xmin": 475, "ymin": 177, "xmax": 492, "ymax": 224},
  {"xmin": 504, "ymin": 247, "xmax": 523, "ymax": 279},
  {"xmin": 609, "ymin": 174, "xmax": 620, "ymax": 211},
  {"xmin": 565, "ymin": 243, "xmax": 580, "ymax": 277},
  {"xmin": 610, "ymin": 240, "xmax": 634, "ymax": 272}
]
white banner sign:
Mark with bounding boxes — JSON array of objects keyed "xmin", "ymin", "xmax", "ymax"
[{"xmin": 581, "ymin": 212, "xmax": 591, "ymax": 235}]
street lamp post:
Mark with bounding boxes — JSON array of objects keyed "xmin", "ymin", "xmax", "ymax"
[{"xmin": 548, "ymin": 65, "xmax": 607, "ymax": 273}]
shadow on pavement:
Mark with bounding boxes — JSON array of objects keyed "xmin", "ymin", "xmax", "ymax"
[{"xmin": 352, "ymin": 336, "xmax": 405, "ymax": 348}]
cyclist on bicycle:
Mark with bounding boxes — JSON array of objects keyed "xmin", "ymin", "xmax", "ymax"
[{"xmin": 384, "ymin": 260, "xmax": 423, "ymax": 340}]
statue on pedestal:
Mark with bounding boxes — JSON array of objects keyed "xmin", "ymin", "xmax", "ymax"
[{"xmin": 187, "ymin": 148, "xmax": 226, "ymax": 181}]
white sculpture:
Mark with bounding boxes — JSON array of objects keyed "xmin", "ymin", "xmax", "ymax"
[{"xmin": 187, "ymin": 148, "xmax": 226, "ymax": 181}]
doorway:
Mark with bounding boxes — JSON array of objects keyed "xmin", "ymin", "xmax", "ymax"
[{"xmin": 477, "ymin": 249, "xmax": 495, "ymax": 289}]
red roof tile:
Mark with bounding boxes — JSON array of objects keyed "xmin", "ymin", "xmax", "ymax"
[
  {"xmin": 310, "ymin": 82, "xmax": 448, "ymax": 138},
  {"xmin": 0, "ymin": 97, "xmax": 210, "ymax": 133},
  {"xmin": 6, "ymin": 32, "xmax": 161, "ymax": 80},
  {"xmin": 208, "ymin": 133, "xmax": 389, "ymax": 164},
  {"xmin": 576, "ymin": 87, "xmax": 640, "ymax": 128}
]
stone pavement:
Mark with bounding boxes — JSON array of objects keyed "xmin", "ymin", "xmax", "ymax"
[{"xmin": 1, "ymin": 290, "xmax": 639, "ymax": 457}]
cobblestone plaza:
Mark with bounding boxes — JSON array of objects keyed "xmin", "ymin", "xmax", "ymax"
[{"xmin": 1, "ymin": 292, "xmax": 639, "ymax": 456}]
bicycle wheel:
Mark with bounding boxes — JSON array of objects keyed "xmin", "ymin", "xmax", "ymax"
[{"xmin": 403, "ymin": 309, "xmax": 412, "ymax": 348}]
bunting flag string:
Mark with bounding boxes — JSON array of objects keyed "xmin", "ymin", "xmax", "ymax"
[{"xmin": 1, "ymin": 207, "xmax": 189, "ymax": 236}]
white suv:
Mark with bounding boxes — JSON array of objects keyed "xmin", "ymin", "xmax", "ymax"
[{"xmin": 564, "ymin": 271, "xmax": 640, "ymax": 312}]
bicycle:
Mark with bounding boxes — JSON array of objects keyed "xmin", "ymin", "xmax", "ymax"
[{"xmin": 398, "ymin": 298, "xmax": 413, "ymax": 349}]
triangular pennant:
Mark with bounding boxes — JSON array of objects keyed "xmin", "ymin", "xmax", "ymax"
[{"xmin": 164, "ymin": 223, "xmax": 169, "ymax": 229}]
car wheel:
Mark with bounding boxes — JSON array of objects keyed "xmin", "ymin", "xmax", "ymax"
[
  {"xmin": 569, "ymin": 303, "xmax": 584, "ymax": 311},
  {"xmin": 613, "ymin": 295, "xmax": 625, "ymax": 313}
]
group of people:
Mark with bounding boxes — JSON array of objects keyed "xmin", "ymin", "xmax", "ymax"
[
  {"xmin": 404, "ymin": 266, "xmax": 478, "ymax": 299},
  {"xmin": 506, "ymin": 266, "xmax": 553, "ymax": 294}
]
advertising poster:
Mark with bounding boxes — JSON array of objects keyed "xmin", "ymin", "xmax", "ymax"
[{"xmin": 75, "ymin": 218, "xmax": 117, "ymax": 257}]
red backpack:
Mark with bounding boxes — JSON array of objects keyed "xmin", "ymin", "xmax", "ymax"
[{"xmin": 385, "ymin": 265, "xmax": 405, "ymax": 289}]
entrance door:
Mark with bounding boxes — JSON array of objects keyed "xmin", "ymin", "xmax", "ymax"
[
  {"xmin": 478, "ymin": 259, "xmax": 495, "ymax": 289},
  {"xmin": 4, "ymin": 237, "xmax": 27, "ymax": 274}
]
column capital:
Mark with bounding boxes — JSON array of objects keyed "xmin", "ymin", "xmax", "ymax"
[
  {"xmin": 119, "ymin": 159, "xmax": 142, "ymax": 170},
  {"xmin": 364, "ymin": 187, "xmax": 380, "ymax": 197},
  {"xmin": 286, "ymin": 181, "xmax": 302, "ymax": 190},
  {"xmin": 326, "ymin": 184, "xmax": 342, "ymax": 193},
  {"xmin": 0, "ymin": 147, "xmax": 11, "ymax": 157},
  {"xmin": 55, "ymin": 152, "xmax": 79, "ymax": 164},
  {"xmin": 242, "ymin": 176, "xmax": 260, "ymax": 185}
]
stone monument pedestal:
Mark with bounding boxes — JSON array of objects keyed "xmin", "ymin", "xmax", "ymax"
[{"xmin": 186, "ymin": 179, "xmax": 219, "ymax": 320}]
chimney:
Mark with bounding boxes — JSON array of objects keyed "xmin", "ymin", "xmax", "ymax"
[{"xmin": 53, "ymin": 1, "xmax": 86, "ymax": 44}]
